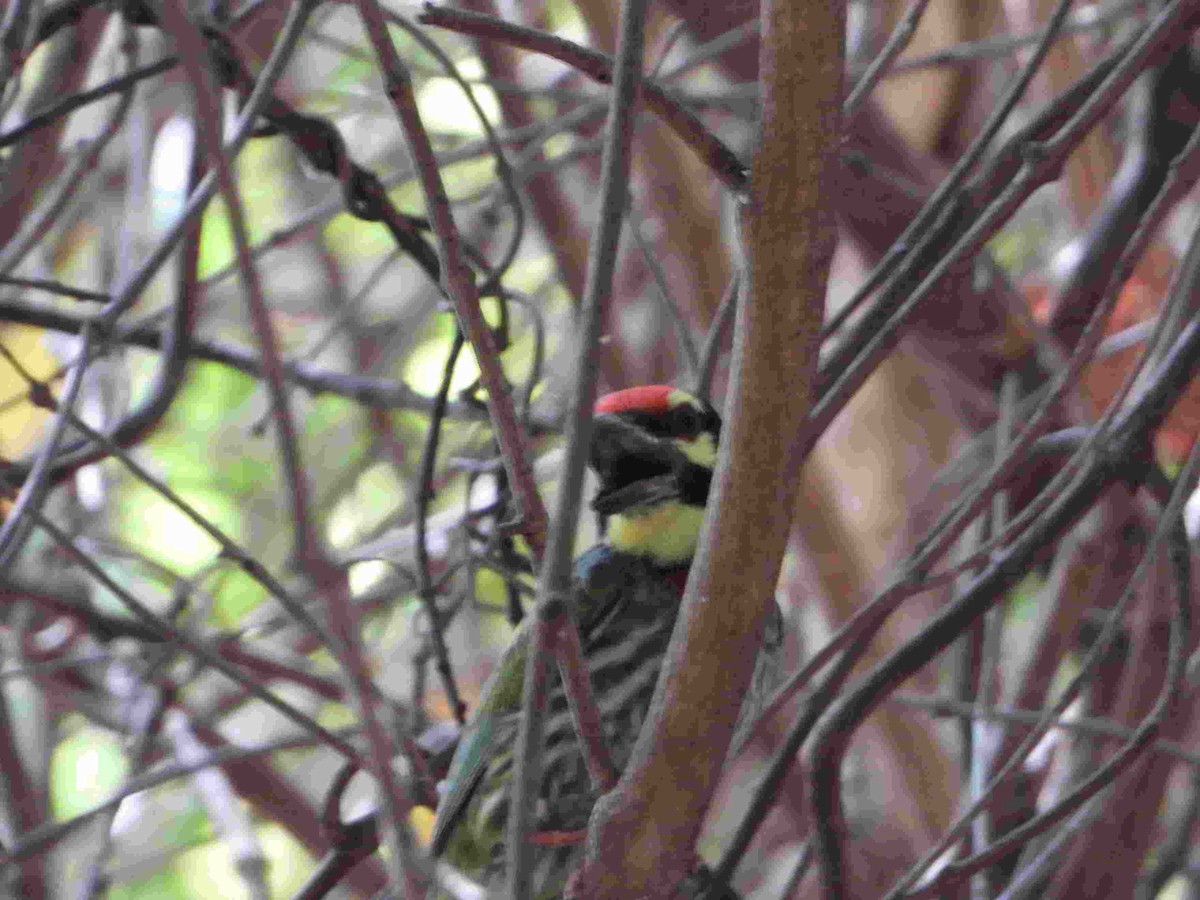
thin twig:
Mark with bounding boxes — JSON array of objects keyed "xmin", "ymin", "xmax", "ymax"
[
  {"xmin": 359, "ymin": 0, "xmax": 549, "ymax": 562},
  {"xmin": 419, "ymin": 4, "xmax": 749, "ymax": 193},
  {"xmin": 503, "ymin": 0, "xmax": 650, "ymax": 892}
]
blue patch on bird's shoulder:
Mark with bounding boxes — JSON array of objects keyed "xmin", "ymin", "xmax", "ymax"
[
  {"xmin": 574, "ymin": 543, "xmax": 692, "ymax": 595},
  {"xmin": 573, "ymin": 544, "xmax": 653, "ymax": 594},
  {"xmin": 573, "ymin": 544, "xmax": 620, "ymax": 582}
]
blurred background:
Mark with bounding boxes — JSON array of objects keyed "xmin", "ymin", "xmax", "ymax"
[{"xmin": 2, "ymin": 0, "xmax": 1200, "ymax": 897}]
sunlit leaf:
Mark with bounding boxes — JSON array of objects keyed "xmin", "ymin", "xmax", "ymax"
[{"xmin": 50, "ymin": 726, "xmax": 127, "ymax": 820}]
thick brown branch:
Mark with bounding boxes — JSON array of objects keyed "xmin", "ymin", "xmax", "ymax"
[{"xmin": 567, "ymin": 1, "xmax": 843, "ymax": 896}]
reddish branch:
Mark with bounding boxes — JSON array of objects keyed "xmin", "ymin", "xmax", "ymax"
[
  {"xmin": 358, "ymin": 0, "xmax": 549, "ymax": 564},
  {"xmin": 419, "ymin": 4, "xmax": 750, "ymax": 193}
]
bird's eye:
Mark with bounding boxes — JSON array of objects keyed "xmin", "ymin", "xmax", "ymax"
[{"xmin": 670, "ymin": 404, "xmax": 702, "ymax": 437}]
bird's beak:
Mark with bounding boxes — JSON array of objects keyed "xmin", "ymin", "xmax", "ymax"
[
  {"xmin": 589, "ymin": 415, "xmax": 675, "ymax": 484},
  {"xmin": 588, "ymin": 414, "xmax": 687, "ymax": 515}
]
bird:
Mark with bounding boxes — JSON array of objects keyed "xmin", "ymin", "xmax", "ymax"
[{"xmin": 429, "ymin": 384, "xmax": 783, "ymax": 896}]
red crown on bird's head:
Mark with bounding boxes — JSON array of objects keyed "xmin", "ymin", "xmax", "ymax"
[{"xmin": 594, "ymin": 384, "xmax": 676, "ymax": 417}]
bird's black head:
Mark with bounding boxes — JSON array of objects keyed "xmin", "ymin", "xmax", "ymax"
[{"xmin": 588, "ymin": 385, "xmax": 721, "ymax": 565}]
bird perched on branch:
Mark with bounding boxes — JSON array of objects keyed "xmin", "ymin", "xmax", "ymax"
[{"xmin": 430, "ymin": 385, "xmax": 783, "ymax": 896}]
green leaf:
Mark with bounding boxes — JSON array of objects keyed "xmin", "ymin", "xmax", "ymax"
[
  {"xmin": 50, "ymin": 726, "xmax": 128, "ymax": 820},
  {"xmin": 211, "ymin": 568, "xmax": 269, "ymax": 628},
  {"xmin": 109, "ymin": 865, "xmax": 189, "ymax": 900},
  {"xmin": 115, "ymin": 482, "xmax": 239, "ymax": 573}
]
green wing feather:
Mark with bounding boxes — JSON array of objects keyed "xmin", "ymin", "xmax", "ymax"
[
  {"xmin": 429, "ymin": 628, "xmax": 528, "ymax": 857},
  {"xmin": 429, "ymin": 546, "xmax": 627, "ymax": 858}
]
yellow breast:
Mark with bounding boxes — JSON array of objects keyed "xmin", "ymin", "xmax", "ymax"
[{"xmin": 607, "ymin": 500, "xmax": 706, "ymax": 565}]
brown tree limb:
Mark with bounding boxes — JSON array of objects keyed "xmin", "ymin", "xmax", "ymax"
[{"xmin": 567, "ymin": 0, "xmax": 843, "ymax": 896}]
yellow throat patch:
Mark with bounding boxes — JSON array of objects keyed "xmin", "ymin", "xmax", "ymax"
[{"xmin": 608, "ymin": 500, "xmax": 706, "ymax": 566}]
